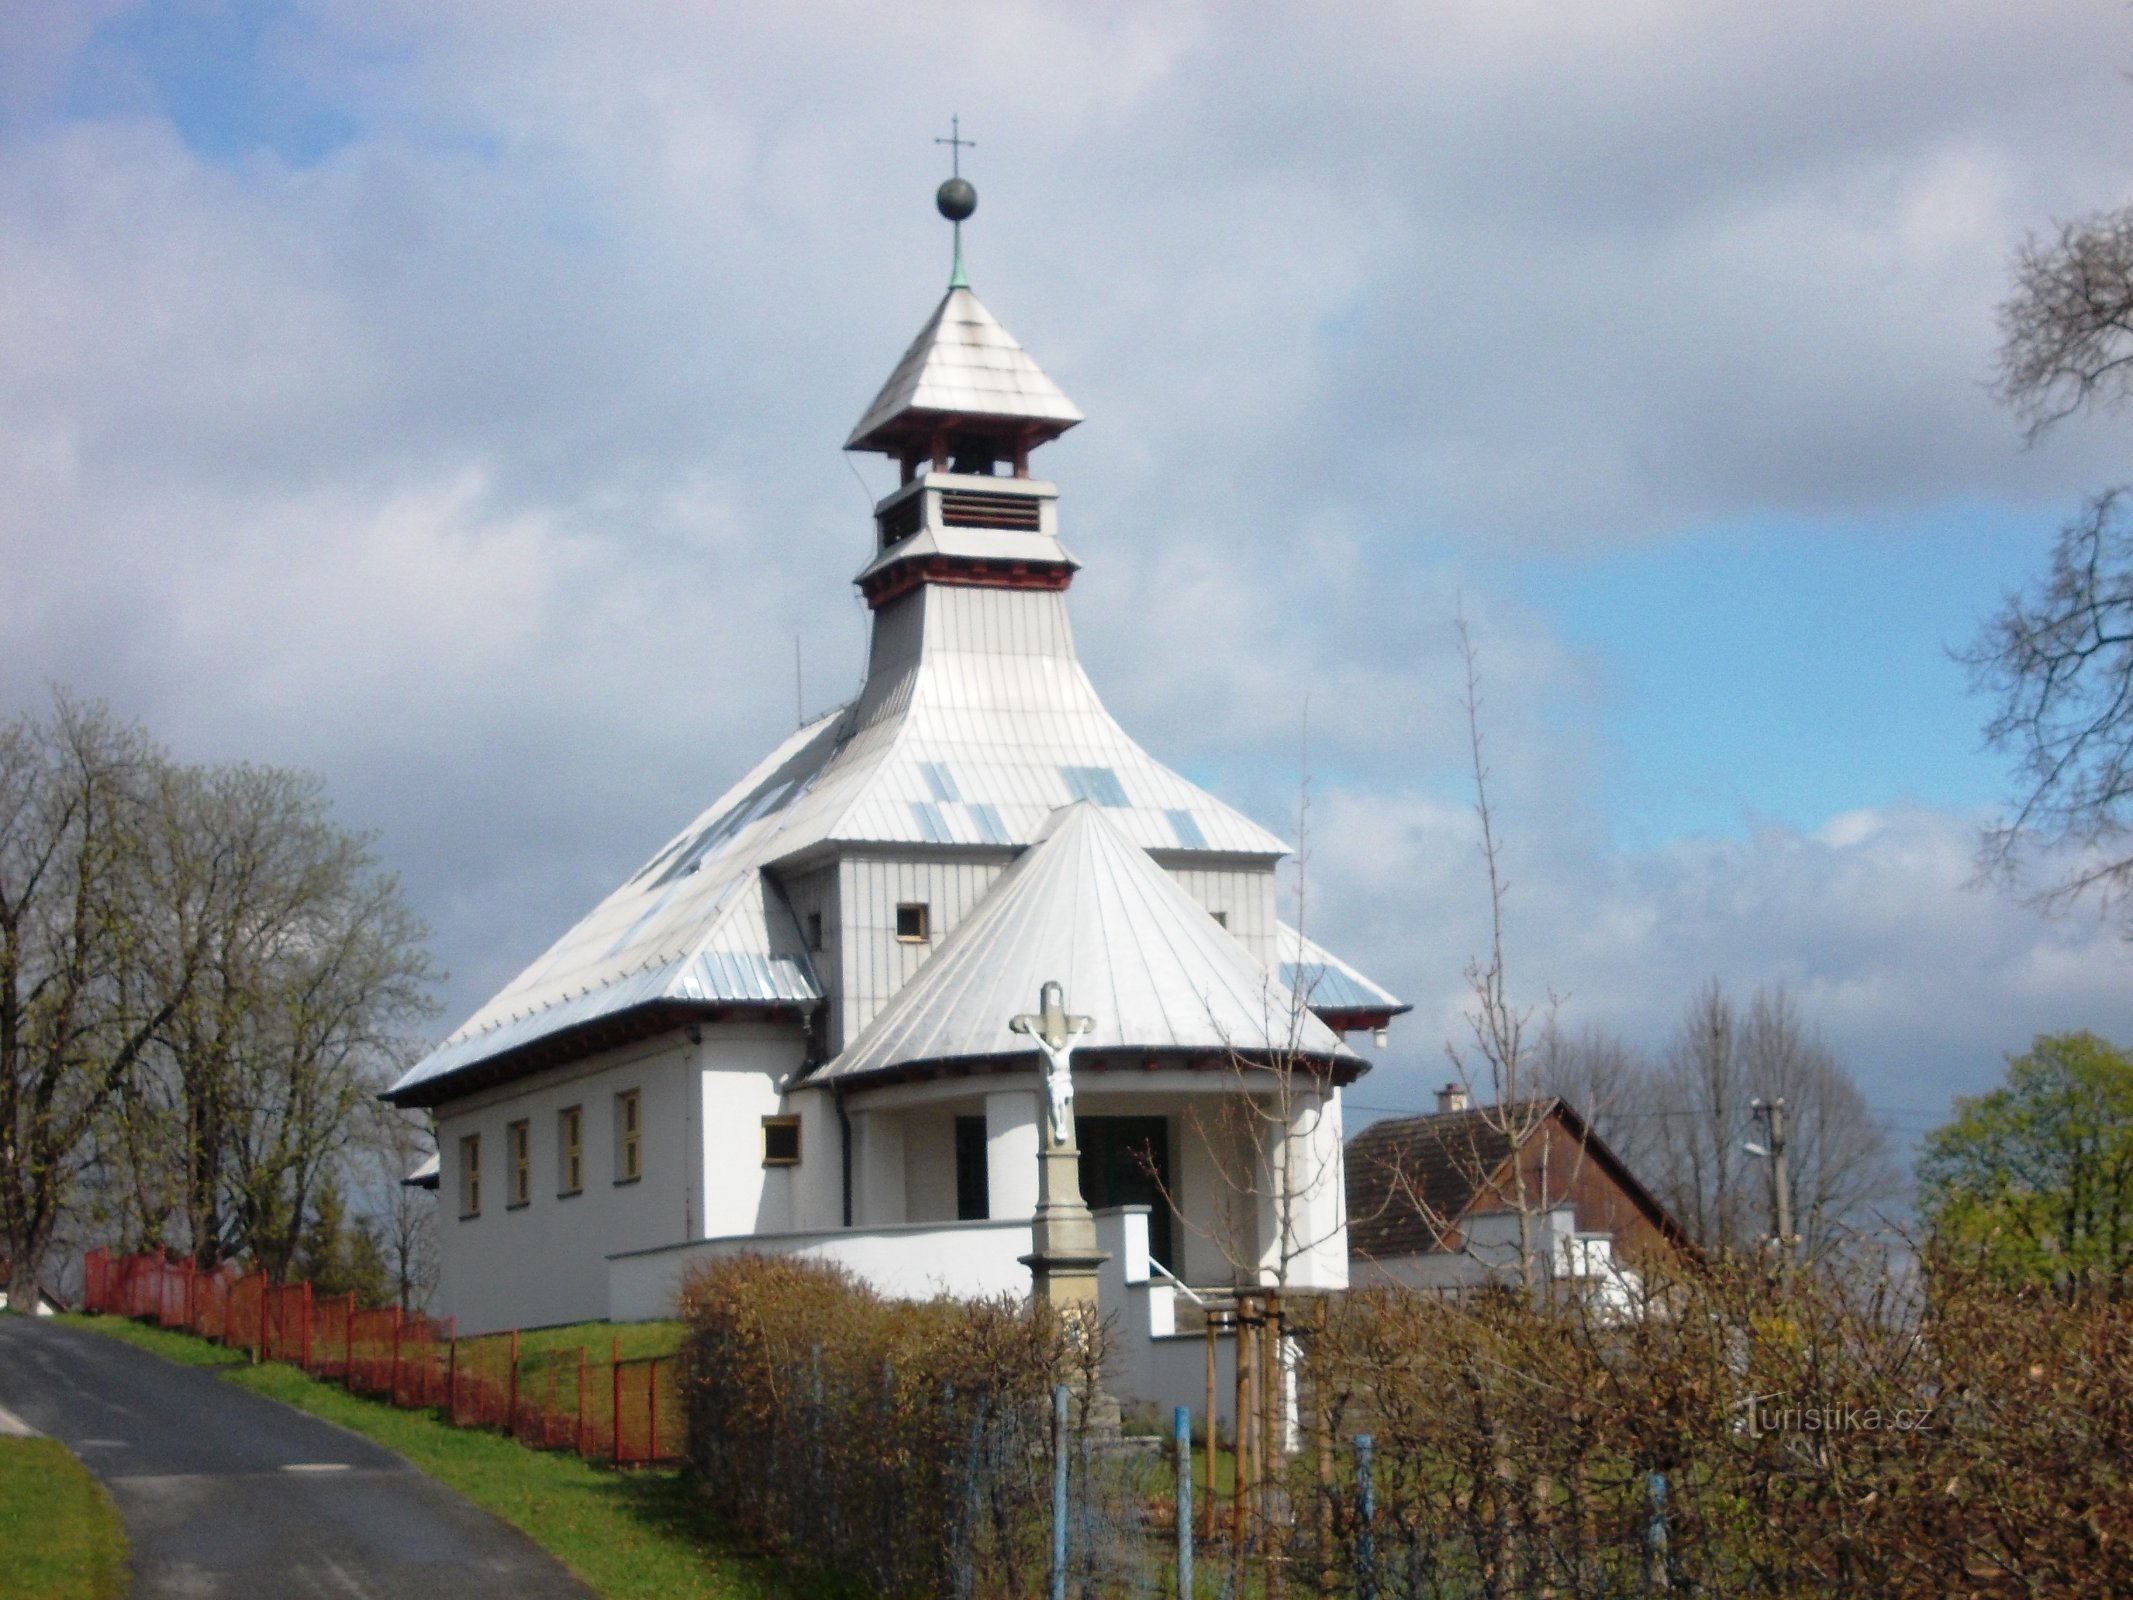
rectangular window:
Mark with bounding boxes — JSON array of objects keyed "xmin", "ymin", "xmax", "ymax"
[
  {"xmin": 895, "ymin": 902, "xmax": 930, "ymax": 942},
  {"xmin": 508, "ymin": 1120, "xmax": 531, "ymax": 1208},
  {"xmin": 616, "ymin": 1090, "xmax": 642, "ymax": 1183},
  {"xmin": 954, "ymin": 1116, "xmax": 990, "ymax": 1221},
  {"xmin": 558, "ymin": 1106, "xmax": 583, "ymax": 1196},
  {"xmin": 762, "ymin": 1116, "xmax": 801, "ymax": 1166},
  {"xmin": 806, "ymin": 911, "xmax": 823, "ymax": 951},
  {"xmin": 459, "ymin": 1134, "xmax": 481, "ymax": 1218}
]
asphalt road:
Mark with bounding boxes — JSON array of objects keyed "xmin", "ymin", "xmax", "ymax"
[{"xmin": 0, "ymin": 1315, "xmax": 597, "ymax": 1599}]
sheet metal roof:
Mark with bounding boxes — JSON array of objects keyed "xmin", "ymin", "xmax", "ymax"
[
  {"xmin": 383, "ymin": 596, "xmax": 1293, "ymax": 1105},
  {"xmin": 383, "ymin": 722, "xmax": 834, "ymax": 1104},
  {"xmin": 846, "ymin": 287, "xmax": 1083, "ymax": 452},
  {"xmin": 756, "ymin": 599, "xmax": 1292, "ymax": 865},
  {"xmin": 817, "ymin": 802, "xmax": 1358, "ymax": 1085},
  {"xmin": 1276, "ymin": 923, "xmax": 1412, "ymax": 1019}
]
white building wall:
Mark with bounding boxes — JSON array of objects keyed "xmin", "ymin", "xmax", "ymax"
[
  {"xmin": 694, "ymin": 1022, "xmax": 810, "ymax": 1238},
  {"xmin": 1161, "ymin": 861, "xmax": 1280, "ymax": 970},
  {"xmin": 779, "ymin": 1085, "xmax": 846, "ymax": 1232},
  {"xmin": 1176, "ymin": 1107, "xmax": 1255, "ymax": 1286},
  {"xmin": 778, "ymin": 863, "xmax": 842, "ymax": 1044},
  {"xmin": 609, "ymin": 1216, "xmax": 1033, "ymax": 1322},
  {"xmin": 902, "ymin": 1105, "xmax": 962, "ymax": 1223},
  {"xmin": 1280, "ymin": 1085, "xmax": 1349, "ymax": 1290},
  {"xmin": 435, "ymin": 1034, "xmax": 699, "ymax": 1335},
  {"xmin": 837, "ymin": 853, "xmax": 1010, "ymax": 1046},
  {"xmin": 855, "ymin": 1106, "xmax": 906, "ymax": 1225},
  {"xmin": 985, "ymin": 1088, "xmax": 1040, "ymax": 1220}
]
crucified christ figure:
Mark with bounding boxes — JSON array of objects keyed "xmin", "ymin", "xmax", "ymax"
[{"xmin": 1009, "ymin": 980, "xmax": 1094, "ymax": 1146}]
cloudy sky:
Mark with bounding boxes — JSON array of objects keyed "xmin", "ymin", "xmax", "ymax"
[{"xmin": 7, "ymin": 1, "xmax": 2133, "ymax": 1156}]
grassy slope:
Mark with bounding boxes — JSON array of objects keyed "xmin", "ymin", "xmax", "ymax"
[
  {"xmin": 490, "ymin": 1319, "xmax": 685, "ymax": 1362},
  {"xmin": 58, "ymin": 1313, "xmax": 821, "ymax": 1600},
  {"xmin": 52, "ymin": 1311, "xmax": 245, "ymax": 1366},
  {"xmin": 0, "ymin": 1437, "xmax": 129, "ymax": 1600}
]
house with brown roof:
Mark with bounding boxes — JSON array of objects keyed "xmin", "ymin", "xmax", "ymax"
[{"xmin": 1345, "ymin": 1086, "xmax": 1691, "ymax": 1307}]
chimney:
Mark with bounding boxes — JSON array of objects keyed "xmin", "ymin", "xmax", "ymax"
[{"xmin": 1436, "ymin": 1082, "xmax": 1470, "ymax": 1115}]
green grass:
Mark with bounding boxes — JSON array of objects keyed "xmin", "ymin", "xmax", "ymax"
[
  {"xmin": 52, "ymin": 1311, "xmax": 245, "ymax": 1367},
  {"xmin": 0, "ymin": 1437, "xmax": 128, "ymax": 1599},
  {"xmin": 64, "ymin": 1314, "xmax": 824, "ymax": 1600},
  {"xmin": 499, "ymin": 1319, "xmax": 686, "ymax": 1362}
]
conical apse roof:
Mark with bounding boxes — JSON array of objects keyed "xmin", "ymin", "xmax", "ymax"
[{"xmin": 817, "ymin": 801, "xmax": 1357, "ymax": 1085}]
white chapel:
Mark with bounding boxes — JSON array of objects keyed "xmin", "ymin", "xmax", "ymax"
[{"xmin": 384, "ymin": 173, "xmax": 1407, "ymax": 1385}]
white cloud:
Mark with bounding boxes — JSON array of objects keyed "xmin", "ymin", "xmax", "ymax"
[
  {"xmin": 1312, "ymin": 790, "xmax": 2133, "ymax": 1130},
  {"xmin": 4, "ymin": 1, "xmax": 2132, "ymax": 1137}
]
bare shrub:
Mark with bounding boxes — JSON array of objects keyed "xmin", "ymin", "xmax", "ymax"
[
  {"xmin": 678, "ymin": 1254, "xmax": 1092, "ymax": 1598},
  {"xmin": 1305, "ymin": 1253, "xmax": 2132, "ymax": 1597}
]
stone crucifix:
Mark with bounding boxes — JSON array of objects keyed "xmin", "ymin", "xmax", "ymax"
[
  {"xmin": 1009, "ymin": 979, "xmax": 1107, "ymax": 1310},
  {"xmin": 1010, "ymin": 979, "xmax": 1093, "ymax": 1147}
]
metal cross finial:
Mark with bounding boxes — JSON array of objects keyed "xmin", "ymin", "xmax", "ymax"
[
  {"xmin": 1011, "ymin": 980, "xmax": 1093, "ymax": 1144},
  {"xmin": 935, "ymin": 114, "xmax": 976, "ymax": 177}
]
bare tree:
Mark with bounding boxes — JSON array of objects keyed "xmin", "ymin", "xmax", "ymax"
[
  {"xmin": 154, "ymin": 763, "xmax": 437, "ymax": 1277},
  {"xmin": 1440, "ymin": 614, "xmax": 1558, "ymax": 1291},
  {"xmin": 0, "ymin": 697, "xmax": 214, "ymax": 1310},
  {"xmin": 1, "ymin": 691, "xmax": 437, "ymax": 1307},
  {"xmin": 1996, "ymin": 208, "xmax": 2133, "ymax": 442},
  {"xmin": 1182, "ymin": 737, "xmax": 1355, "ymax": 1295},
  {"xmin": 1960, "ymin": 488, "xmax": 2133, "ymax": 919},
  {"xmin": 1643, "ymin": 980, "xmax": 1902, "ymax": 1260},
  {"xmin": 1965, "ymin": 199, "xmax": 2133, "ymax": 918},
  {"xmin": 1532, "ymin": 1021, "xmax": 1661, "ymax": 1177},
  {"xmin": 1645, "ymin": 981, "xmax": 1756, "ymax": 1258},
  {"xmin": 1734, "ymin": 986, "xmax": 1906, "ymax": 1259},
  {"xmin": 367, "ymin": 1104, "xmax": 439, "ymax": 1313}
]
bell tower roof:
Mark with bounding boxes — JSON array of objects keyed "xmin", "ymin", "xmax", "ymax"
[{"xmin": 845, "ymin": 285, "xmax": 1083, "ymax": 455}]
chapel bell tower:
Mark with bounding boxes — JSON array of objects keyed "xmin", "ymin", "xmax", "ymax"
[{"xmin": 843, "ymin": 157, "xmax": 1086, "ymax": 611}]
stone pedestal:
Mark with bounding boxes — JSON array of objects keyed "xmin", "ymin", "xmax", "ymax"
[{"xmin": 1022, "ymin": 1137, "xmax": 1108, "ymax": 1311}]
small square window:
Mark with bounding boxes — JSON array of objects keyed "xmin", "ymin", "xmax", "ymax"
[
  {"xmin": 895, "ymin": 903, "xmax": 930, "ymax": 942},
  {"xmin": 762, "ymin": 1116, "xmax": 801, "ymax": 1166},
  {"xmin": 616, "ymin": 1089, "xmax": 642, "ymax": 1184},
  {"xmin": 1211, "ymin": 910, "xmax": 1229, "ymax": 929},
  {"xmin": 508, "ymin": 1119, "xmax": 531, "ymax": 1208},
  {"xmin": 807, "ymin": 911, "xmax": 823, "ymax": 951},
  {"xmin": 558, "ymin": 1106, "xmax": 583, "ymax": 1196},
  {"xmin": 459, "ymin": 1134, "xmax": 481, "ymax": 1218}
]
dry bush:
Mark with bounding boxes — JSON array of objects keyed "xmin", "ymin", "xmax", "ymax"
[
  {"xmin": 678, "ymin": 1255, "xmax": 1089, "ymax": 1598},
  {"xmin": 1304, "ymin": 1255, "xmax": 2132, "ymax": 1598}
]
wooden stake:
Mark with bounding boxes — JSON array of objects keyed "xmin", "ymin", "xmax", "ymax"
[{"xmin": 1202, "ymin": 1310, "xmax": 1219, "ymax": 1544}]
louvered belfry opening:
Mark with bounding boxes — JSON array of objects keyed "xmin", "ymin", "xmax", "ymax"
[
  {"xmin": 877, "ymin": 497, "xmax": 922, "ymax": 549},
  {"xmin": 939, "ymin": 488, "xmax": 1042, "ymax": 531}
]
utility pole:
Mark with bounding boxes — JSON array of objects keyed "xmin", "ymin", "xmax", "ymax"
[{"xmin": 1747, "ymin": 1097, "xmax": 1794, "ymax": 1267}]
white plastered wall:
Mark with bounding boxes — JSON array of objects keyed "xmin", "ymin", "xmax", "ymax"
[
  {"xmin": 435, "ymin": 1034, "xmax": 697, "ymax": 1335},
  {"xmin": 696, "ymin": 1021, "xmax": 812, "ymax": 1238},
  {"xmin": 1268, "ymin": 1084, "xmax": 1348, "ymax": 1290},
  {"xmin": 1159, "ymin": 859, "xmax": 1279, "ymax": 969},
  {"xmin": 433, "ymin": 1019, "xmax": 809, "ymax": 1334},
  {"xmin": 837, "ymin": 1071, "xmax": 1356, "ymax": 1290}
]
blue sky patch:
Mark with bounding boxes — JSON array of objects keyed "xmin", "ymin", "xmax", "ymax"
[{"xmin": 65, "ymin": 0, "xmax": 361, "ymax": 167}]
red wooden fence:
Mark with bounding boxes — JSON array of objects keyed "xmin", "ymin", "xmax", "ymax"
[{"xmin": 80, "ymin": 1247, "xmax": 681, "ymax": 1466}]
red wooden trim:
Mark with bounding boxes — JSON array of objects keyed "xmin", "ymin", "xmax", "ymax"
[{"xmin": 860, "ymin": 555, "xmax": 1074, "ymax": 609}]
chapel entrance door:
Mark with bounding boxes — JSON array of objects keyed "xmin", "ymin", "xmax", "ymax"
[{"xmin": 1076, "ymin": 1116, "xmax": 1174, "ymax": 1271}]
